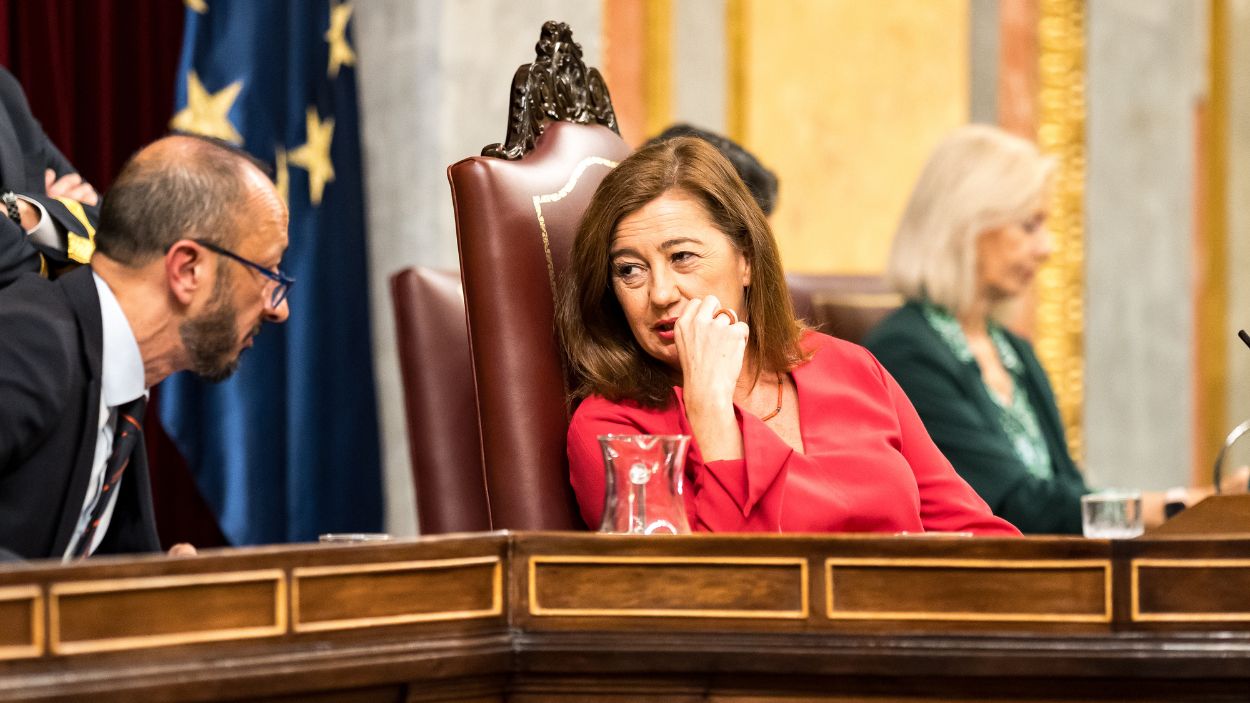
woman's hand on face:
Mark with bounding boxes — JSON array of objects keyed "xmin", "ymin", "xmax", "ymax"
[{"xmin": 674, "ymin": 295, "xmax": 749, "ymax": 411}]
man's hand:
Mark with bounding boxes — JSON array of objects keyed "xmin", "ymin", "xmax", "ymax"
[
  {"xmin": 167, "ymin": 543, "xmax": 197, "ymax": 557},
  {"xmin": 45, "ymin": 169, "xmax": 98, "ymax": 206},
  {"xmin": 13, "ymin": 198, "xmax": 39, "ymax": 230}
]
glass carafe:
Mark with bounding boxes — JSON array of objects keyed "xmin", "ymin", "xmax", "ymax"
[{"xmin": 597, "ymin": 434, "xmax": 692, "ymax": 534}]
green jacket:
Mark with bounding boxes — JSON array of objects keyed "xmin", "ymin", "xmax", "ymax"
[{"xmin": 863, "ymin": 302, "xmax": 1088, "ymax": 534}]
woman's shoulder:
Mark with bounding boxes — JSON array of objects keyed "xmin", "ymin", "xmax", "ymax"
[
  {"xmin": 569, "ymin": 393, "xmax": 679, "ymax": 432},
  {"xmin": 798, "ymin": 330, "xmax": 886, "ymax": 377}
]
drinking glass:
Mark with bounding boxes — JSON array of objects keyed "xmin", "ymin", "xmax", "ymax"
[{"xmin": 1080, "ymin": 490, "xmax": 1144, "ymax": 538}]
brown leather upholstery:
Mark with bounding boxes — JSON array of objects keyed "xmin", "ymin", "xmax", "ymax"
[
  {"xmin": 390, "ymin": 267, "xmax": 490, "ymax": 534},
  {"xmin": 449, "ymin": 121, "xmax": 631, "ymax": 530},
  {"xmin": 786, "ymin": 273, "xmax": 903, "ymax": 345}
]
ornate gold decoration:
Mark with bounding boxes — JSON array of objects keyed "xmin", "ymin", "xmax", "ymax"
[
  {"xmin": 288, "ymin": 107, "xmax": 336, "ymax": 206},
  {"xmin": 325, "ymin": 2, "xmax": 356, "ymax": 79},
  {"xmin": 169, "ymin": 71, "xmax": 244, "ymax": 145},
  {"xmin": 1035, "ymin": 0, "xmax": 1087, "ymax": 461}
]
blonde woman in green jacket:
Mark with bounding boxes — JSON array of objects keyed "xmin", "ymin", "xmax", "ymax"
[{"xmin": 864, "ymin": 125, "xmax": 1228, "ymax": 533}]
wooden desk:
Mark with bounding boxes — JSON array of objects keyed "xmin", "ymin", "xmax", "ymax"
[{"xmin": 2, "ymin": 530, "xmax": 1250, "ymax": 702}]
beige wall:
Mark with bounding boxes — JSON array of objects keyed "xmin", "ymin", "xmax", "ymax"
[{"xmin": 736, "ymin": 0, "xmax": 969, "ymax": 274}]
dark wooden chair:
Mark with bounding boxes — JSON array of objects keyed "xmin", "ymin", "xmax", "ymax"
[
  {"xmin": 447, "ymin": 21, "xmax": 630, "ymax": 530},
  {"xmin": 786, "ymin": 273, "xmax": 902, "ymax": 344},
  {"xmin": 390, "ymin": 266, "xmax": 489, "ymax": 534}
]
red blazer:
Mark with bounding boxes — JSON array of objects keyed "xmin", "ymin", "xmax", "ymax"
[{"xmin": 568, "ymin": 331, "xmax": 1019, "ymax": 536}]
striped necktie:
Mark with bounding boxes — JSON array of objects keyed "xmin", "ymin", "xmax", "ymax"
[{"xmin": 73, "ymin": 396, "xmax": 147, "ymax": 559}]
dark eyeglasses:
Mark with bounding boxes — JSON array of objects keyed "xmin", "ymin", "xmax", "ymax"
[{"xmin": 192, "ymin": 238, "xmax": 294, "ymax": 308}]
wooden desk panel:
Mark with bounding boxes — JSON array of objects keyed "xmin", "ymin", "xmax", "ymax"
[{"xmin": 2, "ymin": 532, "xmax": 1250, "ymax": 702}]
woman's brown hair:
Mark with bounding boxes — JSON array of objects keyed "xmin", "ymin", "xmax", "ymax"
[{"xmin": 557, "ymin": 136, "xmax": 806, "ymax": 408}]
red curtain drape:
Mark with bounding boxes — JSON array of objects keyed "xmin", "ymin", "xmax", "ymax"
[{"xmin": 1, "ymin": 0, "xmax": 228, "ymax": 549}]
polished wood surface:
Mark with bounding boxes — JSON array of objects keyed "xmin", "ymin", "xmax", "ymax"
[{"xmin": 3, "ymin": 531, "xmax": 1250, "ymax": 701}]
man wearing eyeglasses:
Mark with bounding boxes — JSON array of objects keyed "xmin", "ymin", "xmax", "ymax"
[{"xmin": 0, "ymin": 134, "xmax": 290, "ymax": 561}]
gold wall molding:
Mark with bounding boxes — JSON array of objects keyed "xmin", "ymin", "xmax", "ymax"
[
  {"xmin": 1035, "ymin": 0, "xmax": 1087, "ymax": 461},
  {"xmin": 1195, "ymin": 0, "xmax": 1230, "ymax": 482}
]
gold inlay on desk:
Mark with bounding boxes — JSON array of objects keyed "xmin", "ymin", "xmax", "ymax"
[
  {"xmin": 49, "ymin": 570, "xmax": 286, "ymax": 656},
  {"xmin": 529, "ymin": 555, "xmax": 809, "ymax": 619},
  {"xmin": 292, "ymin": 556, "xmax": 503, "ymax": 632},
  {"xmin": 0, "ymin": 585, "xmax": 43, "ymax": 660},
  {"xmin": 1132, "ymin": 558, "xmax": 1250, "ymax": 622},
  {"xmin": 825, "ymin": 558, "xmax": 1111, "ymax": 623}
]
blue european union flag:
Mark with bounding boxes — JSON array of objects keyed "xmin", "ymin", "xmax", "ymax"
[{"xmin": 160, "ymin": 0, "xmax": 383, "ymax": 544}]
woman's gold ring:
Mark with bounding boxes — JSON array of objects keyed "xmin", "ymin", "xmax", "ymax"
[{"xmin": 712, "ymin": 307, "xmax": 738, "ymax": 324}]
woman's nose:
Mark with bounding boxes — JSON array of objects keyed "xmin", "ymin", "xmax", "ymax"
[{"xmin": 649, "ymin": 268, "xmax": 681, "ymax": 308}]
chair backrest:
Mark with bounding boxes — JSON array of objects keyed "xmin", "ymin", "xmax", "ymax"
[
  {"xmin": 786, "ymin": 273, "xmax": 903, "ymax": 345},
  {"xmin": 448, "ymin": 22, "xmax": 630, "ymax": 530},
  {"xmin": 390, "ymin": 267, "xmax": 490, "ymax": 534}
]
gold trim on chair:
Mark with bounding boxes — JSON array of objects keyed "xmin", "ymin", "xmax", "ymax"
[
  {"xmin": 825, "ymin": 558, "xmax": 1112, "ymax": 623},
  {"xmin": 528, "ymin": 555, "xmax": 809, "ymax": 619},
  {"xmin": 532, "ymin": 156, "xmax": 620, "ymax": 300},
  {"xmin": 48, "ymin": 570, "xmax": 287, "ymax": 655},
  {"xmin": 0, "ymin": 585, "xmax": 44, "ymax": 660},
  {"xmin": 291, "ymin": 556, "xmax": 504, "ymax": 633},
  {"xmin": 1131, "ymin": 558, "xmax": 1250, "ymax": 622}
]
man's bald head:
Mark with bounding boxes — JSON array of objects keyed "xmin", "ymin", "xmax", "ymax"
[{"xmin": 94, "ymin": 135, "xmax": 279, "ymax": 266}]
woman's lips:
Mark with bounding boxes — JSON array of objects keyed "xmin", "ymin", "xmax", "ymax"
[{"xmin": 653, "ymin": 318, "xmax": 676, "ymax": 342}]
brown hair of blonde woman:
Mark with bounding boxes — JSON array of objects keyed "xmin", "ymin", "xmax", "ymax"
[{"xmin": 557, "ymin": 136, "xmax": 807, "ymax": 407}]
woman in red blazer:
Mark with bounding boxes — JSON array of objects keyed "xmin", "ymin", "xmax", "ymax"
[{"xmin": 555, "ymin": 137, "xmax": 1017, "ymax": 536}]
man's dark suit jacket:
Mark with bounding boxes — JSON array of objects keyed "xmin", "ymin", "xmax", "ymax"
[
  {"xmin": 0, "ymin": 66, "xmax": 100, "ymax": 289},
  {"xmin": 0, "ymin": 266, "xmax": 159, "ymax": 560}
]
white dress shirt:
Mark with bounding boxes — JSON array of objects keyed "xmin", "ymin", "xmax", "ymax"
[{"xmin": 62, "ymin": 273, "xmax": 147, "ymax": 560}]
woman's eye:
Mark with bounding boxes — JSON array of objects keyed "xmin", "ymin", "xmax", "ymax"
[
  {"xmin": 1023, "ymin": 214, "xmax": 1046, "ymax": 233},
  {"xmin": 671, "ymin": 251, "xmax": 696, "ymax": 264},
  {"xmin": 614, "ymin": 263, "xmax": 643, "ymax": 280}
]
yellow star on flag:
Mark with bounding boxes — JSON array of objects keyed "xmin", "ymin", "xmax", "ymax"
[
  {"xmin": 184, "ymin": 0, "xmax": 207, "ymax": 13},
  {"xmin": 325, "ymin": 3, "xmax": 356, "ymax": 79},
  {"xmin": 169, "ymin": 71, "xmax": 243, "ymax": 144},
  {"xmin": 287, "ymin": 107, "xmax": 335, "ymax": 205},
  {"xmin": 274, "ymin": 147, "xmax": 290, "ymax": 206}
]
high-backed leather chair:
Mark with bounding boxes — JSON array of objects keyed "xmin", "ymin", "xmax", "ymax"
[
  {"xmin": 786, "ymin": 273, "xmax": 902, "ymax": 345},
  {"xmin": 390, "ymin": 267, "xmax": 490, "ymax": 534},
  {"xmin": 447, "ymin": 22, "xmax": 630, "ymax": 530}
]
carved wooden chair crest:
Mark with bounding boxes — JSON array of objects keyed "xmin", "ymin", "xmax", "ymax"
[{"xmin": 444, "ymin": 21, "xmax": 630, "ymax": 531}]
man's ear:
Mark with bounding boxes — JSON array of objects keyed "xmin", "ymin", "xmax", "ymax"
[{"xmin": 165, "ymin": 239, "xmax": 208, "ymax": 307}]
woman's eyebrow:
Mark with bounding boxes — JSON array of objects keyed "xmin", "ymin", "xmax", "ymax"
[{"xmin": 659, "ymin": 236, "xmax": 701, "ymax": 250}]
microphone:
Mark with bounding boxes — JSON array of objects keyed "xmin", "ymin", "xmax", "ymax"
[{"xmin": 1213, "ymin": 330, "xmax": 1250, "ymax": 493}]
